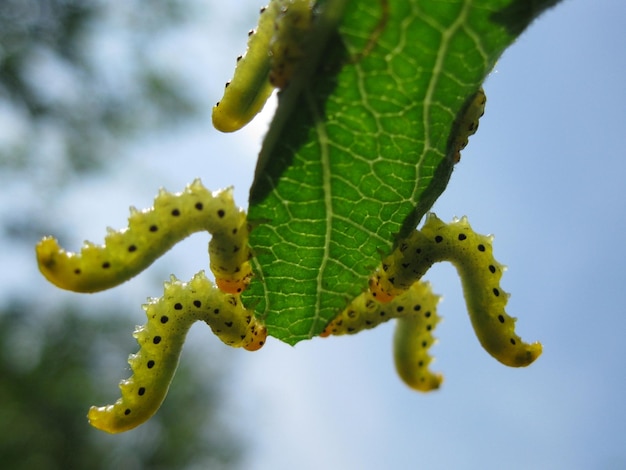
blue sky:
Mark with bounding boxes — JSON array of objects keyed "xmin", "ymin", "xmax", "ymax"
[{"xmin": 4, "ymin": 1, "xmax": 626, "ymax": 469}]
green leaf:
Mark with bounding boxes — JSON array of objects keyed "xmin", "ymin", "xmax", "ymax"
[{"xmin": 245, "ymin": 0, "xmax": 561, "ymax": 345}]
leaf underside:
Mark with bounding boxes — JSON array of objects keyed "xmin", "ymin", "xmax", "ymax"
[{"xmin": 245, "ymin": 0, "xmax": 560, "ymax": 345}]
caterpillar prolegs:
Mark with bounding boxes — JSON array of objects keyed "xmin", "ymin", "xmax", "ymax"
[{"xmin": 369, "ymin": 213, "xmax": 542, "ymax": 368}]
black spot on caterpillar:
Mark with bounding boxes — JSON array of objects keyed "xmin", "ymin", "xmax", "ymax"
[
  {"xmin": 451, "ymin": 87, "xmax": 486, "ymax": 163},
  {"xmin": 88, "ymin": 271, "xmax": 266, "ymax": 434},
  {"xmin": 321, "ymin": 281, "xmax": 442, "ymax": 392},
  {"xmin": 36, "ymin": 179, "xmax": 251, "ymax": 295},
  {"xmin": 369, "ymin": 213, "xmax": 542, "ymax": 368},
  {"xmin": 212, "ymin": 0, "xmax": 314, "ymax": 133}
]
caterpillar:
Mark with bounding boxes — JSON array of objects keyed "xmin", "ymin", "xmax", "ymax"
[
  {"xmin": 369, "ymin": 213, "xmax": 542, "ymax": 368},
  {"xmin": 321, "ymin": 281, "xmax": 442, "ymax": 392},
  {"xmin": 212, "ymin": 3, "xmax": 279, "ymax": 133},
  {"xmin": 212, "ymin": 0, "xmax": 315, "ymax": 133},
  {"xmin": 36, "ymin": 181, "xmax": 264, "ymax": 433},
  {"xmin": 36, "ymin": 179, "xmax": 251, "ymax": 295},
  {"xmin": 36, "ymin": 178, "xmax": 541, "ymax": 430},
  {"xmin": 451, "ymin": 87, "xmax": 487, "ymax": 163},
  {"xmin": 268, "ymin": 0, "xmax": 314, "ymax": 88},
  {"xmin": 88, "ymin": 271, "xmax": 266, "ymax": 433}
]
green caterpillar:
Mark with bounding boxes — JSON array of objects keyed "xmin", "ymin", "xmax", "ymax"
[
  {"xmin": 369, "ymin": 214, "xmax": 542, "ymax": 368},
  {"xmin": 88, "ymin": 271, "xmax": 266, "ymax": 433},
  {"xmin": 321, "ymin": 281, "xmax": 443, "ymax": 392},
  {"xmin": 268, "ymin": 0, "xmax": 314, "ymax": 88},
  {"xmin": 36, "ymin": 181, "xmax": 264, "ymax": 434},
  {"xmin": 36, "ymin": 179, "xmax": 541, "ymax": 431},
  {"xmin": 451, "ymin": 87, "xmax": 487, "ymax": 163},
  {"xmin": 212, "ymin": 3, "xmax": 279, "ymax": 133},
  {"xmin": 36, "ymin": 179, "xmax": 251, "ymax": 294},
  {"xmin": 212, "ymin": 0, "xmax": 314, "ymax": 133}
]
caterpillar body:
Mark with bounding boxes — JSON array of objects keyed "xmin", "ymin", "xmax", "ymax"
[
  {"xmin": 392, "ymin": 283, "xmax": 443, "ymax": 392},
  {"xmin": 88, "ymin": 271, "xmax": 266, "ymax": 434},
  {"xmin": 36, "ymin": 179, "xmax": 251, "ymax": 295},
  {"xmin": 212, "ymin": 3, "xmax": 280, "ymax": 133},
  {"xmin": 268, "ymin": 0, "xmax": 314, "ymax": 88},
  {"xmin": 451, "ymin": 87, "xmax": 487, "ymax": 163},
  {"xmin": 212, "ymin": 0, "xmax": 314, "ymax": 132},
  {"xmin": 321, "ymin": 281, "xmax": 442, "ymax": 392},
  {"xmin": 36, "ymin": 177, "xmax": 542, "ymax": 431},
  {"xmin": 37, "ymin": 181, "xmax": 263, "ymax": 434},
  {"xmin": 370, "ymin": 213, "xmax": 542, "ymax": 368}
]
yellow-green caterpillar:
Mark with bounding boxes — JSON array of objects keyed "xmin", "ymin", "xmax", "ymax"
[
  {"xmin": 321, "ymin": 281, "xmax": 443, "ymax": 392},
  {"xmin": 451, "ymin": 87, "xmax": 487, "ymax": 163},
  {"xmin": 36, "ymin": 178, "xmax": 541, "ymax": 431},
  {"xmin": 212, "ymin": 0, "xmax": 314, "ymax": 133},
  {"xmin": 212, "ymin": 3, "xmax": 279, "ymax": 133},
  {"xmin": 268, "ymin": 0, "xmax": 314, "ymax": 88},
  {"xmin": 36, "ymin": 179, "xmax": 251, "ymax": 294},
  {"xmin": 369, "ymin": 214, "xmax": 542, "ymax": 368},
  {"xmin": 35, "ymin": 180, "xmax": 265, "ymax": 433},
  {"xmin": 88, "ymin": 271, "xmax": 266, "ymax": 433}
]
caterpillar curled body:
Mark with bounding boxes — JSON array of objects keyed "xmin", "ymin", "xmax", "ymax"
[
  {"xmin": 321, "ymin": 281, "xmax": 442, "ymax": 392},
  {"xmin": 212, "ymin": 3, "xmax": 280, "ymax": 133},
  {"xmin": 36, "ymin": 173, "xmax": 541, "ymax": 430},
  {"xmin": 88, "ymin": 271, "xmax": 266, "ymax": 434},
  {"xmin": 451, "ymin": 87, "xmax": 487, "ymax": 163},
  {"xmin": 36, "ymin": 179, "xmax": 251, "ymax": 295},
  {"xmin": 212, "ymin": 0, "xmax": 315, "ymax": 133},
  {"xmin": 370, "ymin": 213, "xmax": 542, "ymax": 368},
  {"xmin": 392, "ymin": 283, "xmax": 443, "ymax": 391}
]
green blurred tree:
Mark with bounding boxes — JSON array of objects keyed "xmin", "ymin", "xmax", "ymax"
[{"xmin": 0, "ymin": 303, "xmax": 242, "ymax": 470}]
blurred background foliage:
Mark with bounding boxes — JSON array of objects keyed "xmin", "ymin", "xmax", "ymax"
[
  {"xmin": 0, "ymin": 1, "xmax": 244, "ymax": 468},
  {"xmin": 0, "ymin": 304, "xmax": 242, "ymax": 470},
  {"xmin": 0, "ymin": 0, "xmax": 199, "ymax": 174}
]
